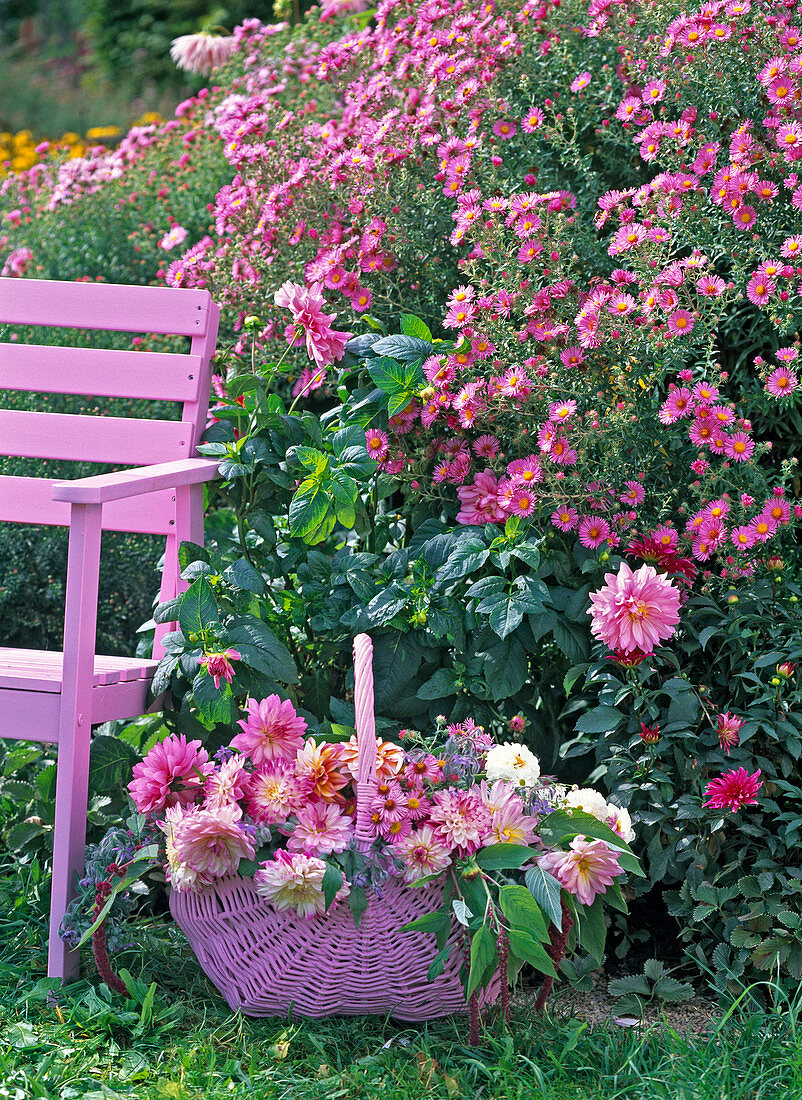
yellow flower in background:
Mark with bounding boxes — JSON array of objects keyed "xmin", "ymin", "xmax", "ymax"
[
  {"xmin": 85, "ymin": 125, "xmax": 121, "ymax": 140},
  {"xmin": 0, "ymin": 115, "xmax": 164, "ymax": 178}
]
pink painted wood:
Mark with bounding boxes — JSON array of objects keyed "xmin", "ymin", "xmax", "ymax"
[{"xmin": 0, "ymin": 276, "xmax": 220, "ymax": 983}]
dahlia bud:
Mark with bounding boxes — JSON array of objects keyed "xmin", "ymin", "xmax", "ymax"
[{"xmin": 639, "ymin": 722, "xmax": 660, "ymax": 744}]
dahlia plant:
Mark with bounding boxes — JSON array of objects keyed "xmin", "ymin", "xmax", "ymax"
[{"xmin": 73, "ymin": 709, "xmax": 641, "ymax": 1006}]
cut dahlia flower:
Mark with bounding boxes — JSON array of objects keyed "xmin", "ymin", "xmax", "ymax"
[{"xmin": 170, "ymin": 33, "xmax": 237, "ymax": 75}]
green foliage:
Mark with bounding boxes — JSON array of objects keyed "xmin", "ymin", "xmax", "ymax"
[{"xmin": 608, "ymin": 959, "xmax": 695, "ymax": 1019}]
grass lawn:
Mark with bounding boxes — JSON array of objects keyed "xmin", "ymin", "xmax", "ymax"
[{"xmin": 2, "ymin": 862, "xmax": 801, "ymax": 1100}]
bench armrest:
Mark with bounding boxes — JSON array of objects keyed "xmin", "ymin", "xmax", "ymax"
[{"xmin": 51, "ymin": 457, "xmax": 221, "ymax": 505}]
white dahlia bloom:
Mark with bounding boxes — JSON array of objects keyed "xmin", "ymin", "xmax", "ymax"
[
  {"xmin": 564, "ymin": 787, "xmax": 609, "ymax": 820},
  {"xmin": 485, "ymin": 742, "xmax": 541, "ymax": 788},
  {"xmin": 170, "ymin": 33, "xmax": 238, "ymax": 75}
]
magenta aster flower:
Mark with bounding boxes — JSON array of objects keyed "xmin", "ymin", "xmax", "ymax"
[
  {"xmin": 703, "ymin": 767, "xmax": 763, "ymax": 812},
  {"xmin": 538, "ymin": 838, "xmax": 624, "ymax": 905},
  {"xmin": 588, "ymin": 562, "xmax": 682, "ymax": 655},
  {"xmin": 128, "ymin": 734, "xmax": 213, "ymax": 814},
  {"xmin": 231, "ymin": 695, "xmax": 307, "ymax": 766},
  {"xmin": 274, "ymin": 281, "xmax": 352, "ymax": 368},
  {"xmin": 765, "ymin": 366, "xmax": 799, "ymax": 397}
]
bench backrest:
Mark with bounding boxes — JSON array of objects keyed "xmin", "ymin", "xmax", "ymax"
[{"xmin": 0, "ymin": 278, "xmax": 219, "ymax": 535}]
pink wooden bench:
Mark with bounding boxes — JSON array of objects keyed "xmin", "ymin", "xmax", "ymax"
[{"xmin": 0, "ymin": 277, "xmax": 220, "ymax": 981}]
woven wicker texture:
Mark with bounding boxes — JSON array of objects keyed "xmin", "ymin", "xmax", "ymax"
[{"xmin": 170, "ymin": 634, "xmax": 497, "ymax": 1019}]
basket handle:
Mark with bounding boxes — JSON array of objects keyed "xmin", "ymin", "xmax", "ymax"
[{"xmin": 353, "ymin": 633, "xmax": 378, "ymax": 845}]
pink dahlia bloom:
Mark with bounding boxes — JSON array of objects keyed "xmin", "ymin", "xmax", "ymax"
[
  {"xmin": 169, "ymin": 803, "xmax": 255, "ymax": 879},
  {"xmin": 128, "ymin": 734, "xmax": 213, "ymax": 815},
  {"xmin": 254, "ymin": 851, "xmax": 347, "ymax": 918},
  {"xmin": 456, "ymin": 471, "xmax": 507, "ymax": 526},
  {"xmin": 170, "ymin": 33, "xmax": 238, "ymax": 75},
  {"xmin": 204, "ymin": 755, "xmax": 247, "ymax": 815},
  {"xmin": 428, "ymin": 788, "xmax": 493, "ymax": 856},
  {"xmin": 231, "ymin": 695, "xmax": 307, "ymax": 766},
  {"xmin": 588, "ymin": 562, "xmax": 681, "ymax": 655},
  {"xmin": 538, "ymin": 838, "xmax": 624, "ymax": 906},
  {"xmin": 703, "ymin": 767, "xmax": 763, "ymax": 812},
  {"xmin": 287, "ymin": 800, "xmax": 354, "ymax": 856},
  {"xmin": 274, "ymin": 281, "xmax": 352, "ymax": 368},
  {"xmin": 393, "ymin": 826, "xmax": 453, "ymax": 883},
  {"xmin": 715, "ymin": 712, "xmax": 744, "ymax": 754},
  {"xmin": 199, "ymin": 648, "xmax": 241, "ymax": 688},
  {"xmin": 245, "ymin": 760, "xmax": 313, "ymax": 824}
]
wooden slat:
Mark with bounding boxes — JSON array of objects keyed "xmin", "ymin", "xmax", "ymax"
[
  {"xmin": 0, "ymin": 278, "xmax": 212, "ymax": 337},
  {"xmin": 0, "ymin": 477, "xmax": 177, "ymax": 533},
  {"xmin": 0, "ymin": 409, "xmax": 191, "ymax": 464},
  {"xmin": 0, "ymin": 648, "xmax": 157, "ymax": 693},
  {"xmin": 0, "ymin": 343, "xmax": 204, "ymax": 401},
  {"xmin": 1, "ymin": 689, "xmax": 61, "ymax": 741}
]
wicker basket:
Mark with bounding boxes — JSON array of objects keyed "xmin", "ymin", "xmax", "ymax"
[{"xmin": 170, "ymin": 633, "xmax": 496, "ymax": 1019}]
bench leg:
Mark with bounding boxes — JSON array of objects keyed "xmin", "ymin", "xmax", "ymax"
[{"xmin": 47, "ymin": 714, "xmax": 92, "ymax": 981}]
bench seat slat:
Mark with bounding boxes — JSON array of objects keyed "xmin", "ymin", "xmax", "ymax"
[
  {"xmin": 0, "ymin": 648, "xmax": 157, "ymax": 693},
  {"xmin": 0, "ymin": 343, "xmax": 204, "ymax": 402},
  {"xmin": 0, "ymin": 476, "xmax": 177, "ymax": 533},
  {"xmin": 1, "ymin": 278, "xmax": 212, "ymax": 337},
  {"xmin": 0, "ymin": 409, "xmax": 191, "ymax": 464}
]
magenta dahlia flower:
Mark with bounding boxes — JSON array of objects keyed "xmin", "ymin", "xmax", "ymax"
[
  {"xmin": 538, "ymin": 838, "xmax": 624, "ymax": 905},
  {"xmin": 588, "ymin": 561, "xmax": 681, "ymax": 655},
  {"xmin": 128, "ymin": 734, "xmax": 213, "ymax": 814},
  {"xmin": 287, "ymin": 800, "xmax": 354, "ymax": 856},
  {"xmin": 170, "ymin": 33, "xmax": 237, "ymax": 75},
  {"xmin": 703, "ymin": 767, "xmax": 763, "ymax": 812},
  {"xmin": 274, "ymin": 281, "xmax": 352, "ymax": 368},
  {"xmin": 231, "ymin": 695, "xmax": 307, "ymax": 766}
]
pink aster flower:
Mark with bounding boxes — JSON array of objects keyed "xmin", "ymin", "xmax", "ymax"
[
  {"xmin": 231, "ymin": 695, "xmax": 307, "ymax": 766},
  {"xmin": 730, "ymin": 525, "xmax": 756, "ymax": 551},
  {"xmin": 703, "ymin": 767, "xmax": 763, "ymax": 812},
  {"xmin": 588, "ymin": 561, "xmax": 682, "ymax": 655},
  {"xmin": 715, "ymin": 712, "xmax": 744, "ymax": 754},
  {"xmin": 287, "ymin": 800, "xmax": 354, "ymax": 856},
  {"xmin": 578, "ymin": 515, "xmax": 611, "ymax": 549},
  {"xmin": 551, "ymin": 506, "xmax": 579, "ymax": 531},
  {"xmin": 170, "ymin": 33, "xmax": 237, "ymax": 75},
  {"xmin": 169, "ymin": 803, "xmax": 255, "ymax": 879},
  {"xmin": 428, "ymin": 788, "xmax": 493, "ymax": 856},
  {"xmin": 765, "ymin": 366, "xmax": 799, "ymax": 397},
  {"xmin": 245, "ymin": 761, "xmax": 313, "ymax": 824},
  {"xmin": 199, "ymin": 648, "xmax": 241, "ymax": 689},
  {"xmin": 255, "ymin": 851, "xmax": 336, "ymax": 918},
  {"xmin": 128, "ymin": 734, "xmax": 213, "ymax": 815},
  {"xmin": 667, "ymin": 309, "xmax": 695, "ymax": 336},
  {"xmin": 724, "ymin": 432, "xmax": 755, "ymax": 462},
  {"xmin": 392, "ymin": 825, "xmax": 453, "ymax": 884},
  {"xmin": 538, "ymin": 838, "xmax": 624, "ymax": 906},
  {"xmin": 274, "ymin": 281, "xmax": 352, "ymax": 368}
]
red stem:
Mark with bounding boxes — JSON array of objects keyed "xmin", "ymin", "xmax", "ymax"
[
  {"xmin": 91, "ymin": 882, "xmax": 128, "ymax": 996},
  {"xmin": 534, "ymin": 899, "xmax": 574, "ymax": 1012}
]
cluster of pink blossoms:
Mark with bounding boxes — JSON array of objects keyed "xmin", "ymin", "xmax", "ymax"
[{"xmin": 128, "ymin": 704, "xmax": 630, "ymax": 916}]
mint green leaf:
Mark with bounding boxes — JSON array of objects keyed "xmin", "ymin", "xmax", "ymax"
[
  {"xmin": 289, "ymin": 479, "xmax": 330, "ymax": 539},
  {"xmin": 400, "ymin": 314, "xmax": 433, "ymax": 341}
]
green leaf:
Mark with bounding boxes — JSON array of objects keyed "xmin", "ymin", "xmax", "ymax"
[
  {"xmin": 575, "ymin": 706, "xmax": 625, "ymax": 734},
  {"xmin": 178, "ymin": 577, "xmax": 218, "ymax": 638},
  {"xmin": 538, "ymin": 810, "xmax": 644, "ymax": 877},
  {"xmin": 467, "ymin": 925, "xmax": 497, "ymax": 999},
  {"xmin": 475, "ymin": 844, "xmax": 541, "ymax": 870},
  {"xmin": 191, "ymin": 671, "xmax": 237, "ymax": 726},
  {"xmin": 6, "ymin": 821, "xmax": 48, "ymax": 852},
  {"xmin": 370, "ymin": 335, "xmax": 431, "ymax": 362},
  {"xmin": 88, "ymin": 736, "xmax": 138, "ymax": 795},
  {"xmin": 436, "ymin": 539, "xmax": 489, "ymax": 584},
  {"xmin": 227, "ymin": 617, "xmax": 298, "ymax": 683},
  {"xmin": 368, "ymin": 356, "xmax": 409, "ymax": 393},
  {"xmin": 349, "ymin": 884, "xmax": 368, "ymax": 928},
  {"xmin": 289, "ymin": 480, "xmax": 330, "ymax": 540},
  {"xmin": 222, "ymin": 558, "xmax": 266, "ymax": 595},
  {"xmin": 552, "ymin": 619, "xmax": 590, "ymax": 663},
  {"xmin": 508, "ymin": 929, "xmax": 558, "ymax": 978},
  {"xmin": 400, "ymin": 908, "xmax": 451, "ymax": 935},
  {"xmin": 322, "ymin": 864, "xmax": 344, "ymax": 912},
  {"xmin": 498, "ymin": 885, "xmax": 549, "ymax": 942},
  {"xmin": 417, "ymin": 668, "xmax": 458, "ymax": 700},
  {"xmin": 525, "ymin": 865, "xmax": 564, "ymax": 929},
  {"xmin": 77, "ymin": 845, "xmax": 159, "ymax": 947},
  {"xmin": 427, "ymin": 945, "xmax": 451, "ymax": 981},
  {"xmin": 576, "ymin": 897, "xmax": 607, "ymax": 964},
  {"xmin": 293, "ymin": 446, "xmax": 329, "ymax": 474},
  {"xmin": 178, "ymin": 542, "xmax": 209, "ymax": 570},
  {"xmin": 400, "ymin": 314, "xmax": 433, "ymax": 341}
]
